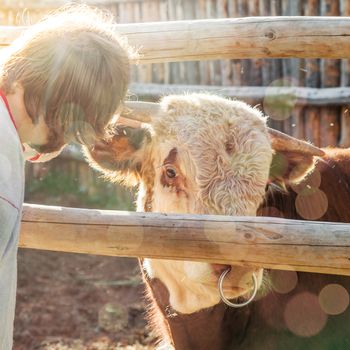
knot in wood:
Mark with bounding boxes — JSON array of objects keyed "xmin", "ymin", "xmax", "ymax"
[
  {"xmin": 244, "ymin": 233, "xmax": 253, "ymax": 240},
  {"xmin": 265, "ymin": 29, "xmax": 276, "ymax": 40}
]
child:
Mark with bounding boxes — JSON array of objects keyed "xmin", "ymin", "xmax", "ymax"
[{"xmin": 0, "ymin": 5, "xmax": 131, "ymax": 348}]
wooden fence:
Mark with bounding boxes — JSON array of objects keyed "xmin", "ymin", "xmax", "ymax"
[
  {"xmin": 1, "ymin": 1, "xmax": 349, "ymax": 204},
  {"xmin": 0, "ymin": 1, "xmax": 349, "ymax": 148},
  {"xmin": 1, "ymin": 1, "xmax": 348, "ymax": 87},
  {"xmin": 9, "ymin": 15, "xmax": 349, "ymax": 274}
]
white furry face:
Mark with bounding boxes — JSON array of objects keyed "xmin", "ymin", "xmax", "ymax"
[{"xmin": 138, "ymin": 94, "xmax": 273, "ymax": 314}]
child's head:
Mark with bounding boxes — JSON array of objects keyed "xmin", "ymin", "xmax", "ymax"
[{"xmin": 0, "ymin": 5, "xmax": 132, "ymax": 153}]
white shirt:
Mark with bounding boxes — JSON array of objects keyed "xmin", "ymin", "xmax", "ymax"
[{"xmin": 0, "ymin": 97, "xmax": 24, "ymax": 349}]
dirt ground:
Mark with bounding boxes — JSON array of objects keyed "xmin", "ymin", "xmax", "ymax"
[{"xmin": 14, "ymin": 249, "xmax": 156, "ymax": 350}]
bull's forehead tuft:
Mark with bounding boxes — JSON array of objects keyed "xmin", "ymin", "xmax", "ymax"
[{"xmin": 154, "ymin": 93, "xmax": 267, "ymax": 137}]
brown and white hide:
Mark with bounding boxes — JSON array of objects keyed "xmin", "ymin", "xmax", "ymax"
[
  {"xmin": 85, "ymin": 94, "xmax": 271, "ymax": 314},
  {"xmin": 84, "ymin": 94, "xmax": 350, "ymax": 350}
]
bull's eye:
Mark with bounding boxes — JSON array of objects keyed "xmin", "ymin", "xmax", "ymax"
[{"xmin": 165, "ymin": 166, "xmax": 177, "ymax": 179}]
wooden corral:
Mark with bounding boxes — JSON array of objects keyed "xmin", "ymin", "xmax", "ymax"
[
  {"xmin": 1, "ymin": 0, "xmax": 350, "ymax": 201},
  {"xmin": 0, "ymin": 13, "xmax": 346, "ymax": 273},
  {"xmin": 9, "ymin": 15, "xmax": 350, "ymax": 273}
]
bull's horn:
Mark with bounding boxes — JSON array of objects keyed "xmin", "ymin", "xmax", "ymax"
[
  {"xmin": 120, "ymin": 102, "xmax": 325, "ymax": 157},
  {"xmin": 268, "ymin": 128, "xmax": 325, "ymax": 157},
  {"xmin": 121, "ymin": 101, "xmax": 162, "ymax": 123}
]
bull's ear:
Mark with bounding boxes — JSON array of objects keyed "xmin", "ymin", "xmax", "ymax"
[
  {"xmin": 268, "ymin": 149, "xmax": 316, "ymax": 189},
  {"xmin": 83, "ymin": 123, "xmax": 152, "ymax": 186},
  {"xmin": 267, "ymin": 129, "xmax": 324, "ymax": 187}
]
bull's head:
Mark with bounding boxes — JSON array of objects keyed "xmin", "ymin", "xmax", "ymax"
[{"xmin": 84, "ymin": 94, "xmax": 324, "ymax": 314}]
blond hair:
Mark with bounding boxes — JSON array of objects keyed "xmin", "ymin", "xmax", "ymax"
[{"xmin": 0, "ymin": 5, "xmax": 131, "ymax": 150}]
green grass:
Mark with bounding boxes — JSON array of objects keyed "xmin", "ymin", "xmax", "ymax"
[{"xmin": 25, "ymin": 169, "xmax": 135, "ymax": 211}]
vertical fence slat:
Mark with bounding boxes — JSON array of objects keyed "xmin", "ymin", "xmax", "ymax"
[
  {"xmin": 237, "ymin": 0, "xmax": 251, "ymax": 86},
  {"xmin": 282, "ymin": 0, "xmax": 301, "ymax": 137},
  {"xmin": 167, "ymin": 0, "xmax": 178, "ymax": 84},
  {"xmin": 131, "ymin": 1, "xmax": 142, "ymax": 86},
  {"xmin": 248, "ymin": 0, "xmax": 262, "ymax": 87},
  {"xmin": 175, "ymin": 0, "xmax": 186, "ymax": 84},
  {"xmin": 320, "ymin": 0, "xmax": 341, "ymax": 147},
  {"xmin": 290, "ymin": 107, "xmax": 304, "ymax": 139},
  {"xmin": 228, "ymin": 1, "xmax": 243, "ymax": 86},
  {"xmin": 183, "ymin": 0, "xmax": 199, "ymax": 85},
  {"xmin": 151, "ymin": 1, "xmax": 165, "ymax": 84},
  {"xmin": 159, "ymin": 0, "xmax": 170, "ymax": 85},
  {"xmin": 340, "ymin": 107, "xmax": 350, "ymax": 147},
  {"xmin": 138, "ymin": 1, "xmax": 154, "ymax": 84},
  {"xmin": 206, "ymin": 0, "xmax": 222, "ymax": 85},
  {"xmin": 303, "ymin": 0, "xmax": 321, "ymax": 146},
  {"xmin": 119, "ymin": 1, "xmax": 129, "ymax": 23},
  {"xmin": 266, "ymin": 0, "xmax": 284, "ymax": 132},
  {"xmin": 259, "ymin": 0, "xmax": 271, "ymax": 87},
  {"xmin": 269, "ymin": 0, "xmax": 283, "ymax": 83},
  {"xmin": 218, "ymin": 0, "xmax": 233, "ymax": 86},
  {"xmin": 339, "ymin": 0, "xmax": 350, "ymax": 147},
  {"xmin": 198, "ymin": 0, "xmax": 210, "ymax": 85},
  {"xmin": 129, "ymin": 1, "xmax": 140, "ymax": 84}
]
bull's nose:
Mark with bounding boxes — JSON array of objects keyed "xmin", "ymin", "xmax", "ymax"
[{"xmin": 212, "ymin": 264, "xmax": 231, "ymax": 277}]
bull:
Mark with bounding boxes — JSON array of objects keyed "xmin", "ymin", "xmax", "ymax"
[{"xmin": 84, "ymin": 94, "xmax": 350, "ymax": 350}]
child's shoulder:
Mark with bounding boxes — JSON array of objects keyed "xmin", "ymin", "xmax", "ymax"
[{"xmin": 0, "ymin": 100, "xmax": 23, "ymax": 163}]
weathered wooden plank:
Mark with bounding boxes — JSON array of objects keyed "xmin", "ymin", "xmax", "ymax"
[
  {"xmin": 0, "ymin": 0, "xmax": 144, "ymax": 9},
  {"xmin": 304, "ymin": 107, "xmax": 321, "ymax": 146},
  {"xmin": 19, "ymin": 204, "xmax": 350, "ymax": 276},
  {"xmin": 320, "ymin": 0, "xmax": 341, "ymax": 147},
  {"xmin": 205, "ymin": 0, "xmax": 221, "ymax": 85},
  {"xmin": 247, "ymin": 0, "xmax": 262, "ymax": 87},
  {"xmin": 303, "ymin": 0, "xmax": 321, "ymax": 146},
  {"xmin": 237, "ymin": 0, "xmax": 251, "ymax": 86},
  {"xmin": 281, "ymin": 0, "xmax": 301, "ymax": 136},
  {"xmin": 339, "ymin": 0, "xmax": 350, "ymax": 147},
  {"xmin": 259, "ymin": 0, "xmax": 272, "ymax": 86},
  {"xmin": 136, "ymin": 1, "xmax": 154, "ymax": 84},
  {"xmin": 217, "ymin": 0, "xmax": 233, "ymax": 86},
  {"xmin": 129, "ymin": 83, "xmax": 350, "ymax": 106},
  {"xmin": 227, "ymin": 2, "xmax": 242, "ymax": 87},
  {"xmin": 183, "ymin": 0, "xmax": 199, "ymax": 85},
  {"xmin": 290, "ymin": 106, "xmax": 304, "ymax": 139},
  {"xmin": 1, "ymin": 17, "xmax": 350, "ymax": 62},
  {"xmin": 159, "ymin": 0, "xmax": 169, "ymax": 84},
  {"xmin": 175, "ymin": 0, "xmax": 186, "ymax": 84},
  {"xmin": 281, "ymin": 0, "xmax": 301, "ymax": 81},
  {"xmin": 339, "ymin": 106, "xmax": 350, "ymax": 147},
  {"xmin": 269, "ymin": 0, "xmax": 282, "ymax": 84},
  {"xmin": 198, "ymin": 0, "xmax": 210, "ymax": 85}
]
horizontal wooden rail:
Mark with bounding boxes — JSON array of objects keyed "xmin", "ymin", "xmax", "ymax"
[
  {"xmin": 130, "ymin": 83, "xmax": 350, "ymax": 106},
  {"xmin": 0, "ymin": 0, "xmax": 136, "ymax": 9},
  {"xmin": 1, "ymin": 17, "xmax": 350, "ymax": 61},
  {"xmin": 20, "ymin": 204, "xmax": 350, "ymax": 276}
]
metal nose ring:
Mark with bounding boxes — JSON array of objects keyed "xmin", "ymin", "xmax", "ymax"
[{"xmin": 218, "ymin": 268, "xmax": 258, "ymax": 308}]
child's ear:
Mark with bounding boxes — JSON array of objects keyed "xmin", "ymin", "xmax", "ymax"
[
  {"xmin": 83, "ymin": 124, "xmax": 153, "ymax": 186},
  {"xmin": 269, "ymin": 150, "xmax": 315, "ymax": 189}
]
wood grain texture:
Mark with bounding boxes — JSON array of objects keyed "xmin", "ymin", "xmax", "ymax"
[
  {"xmin": 20, "ymin": 204, "xmax": 350, "ymax": 276},
  {"xmin": 339, "ymin": 105, "xmax": 350, "ymax": 147},
  {"xmin": 1, "ymin": 17, "xmax": 350, "ymax": 61},
  {"xmin": 129, "ymin": 83, "xmax": 350, "ymax": 106}
]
